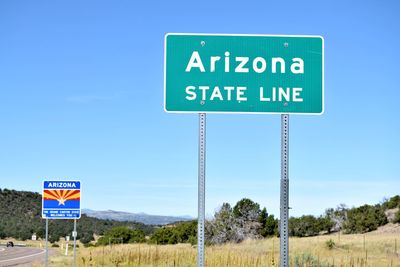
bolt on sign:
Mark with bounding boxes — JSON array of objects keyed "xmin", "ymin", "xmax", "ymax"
[{"xmin": 164, "ymin": 33, "xmax": 324, "ymax": 114}]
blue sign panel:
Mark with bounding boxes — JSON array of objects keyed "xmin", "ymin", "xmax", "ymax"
[{"xmin": 42, "ymin": 181, "xmax": 81, "ymax": 219}]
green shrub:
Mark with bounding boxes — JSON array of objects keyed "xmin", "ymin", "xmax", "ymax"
[
  {"xmin": 0, "ymin": 189, "xmax": 154, "ymax": 243},
  {"xmin": 382, "ymin": 196, "xmax": 400, "ymax": 209},
  {"xmin": 394, "ymin": 210, "xmax": 400, "ymax": 224},
  {"xmin": 292, "ymin": 253, "xmax": 331, "ymax": 267},
  {"xmin": 289, "ymin": 215, "xmax": 332, "ymax": 237},
  {"xmin": 96, "ymin": 227, "xmax": 146, "ymax": 246},
  {"xmin": 343, "ymin": 204, "xmax": 387, "ymax": 233},
  {"xmin": 325, "ymin": 239, "xmax": 335, "ymax": 249},
  {"xmin": 149, "ymin": 221, "xmax": 197, "ymax": 245}
]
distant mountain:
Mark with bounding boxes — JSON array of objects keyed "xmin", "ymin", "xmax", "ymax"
[{"xmin": 82, "ymin": 209, "xmax": 192, "ymax": 225}]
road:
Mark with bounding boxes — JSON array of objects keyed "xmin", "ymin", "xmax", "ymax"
[{"xmin": 0, "ymin": 246, "xmax": 45, "ymax": 267}]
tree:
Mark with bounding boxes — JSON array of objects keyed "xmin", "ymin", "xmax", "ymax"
[
  {"xmin": 262, "ymin": 215, "xmax": 278, "ymax": 237},
  {"xmin": 233, "ymin": 198, "xmax": 262, "ymax": 240},
  {"xmin": 149, "ymin": 227, "xmax": 176, "ymax": 245},
  {"xmin": 258, "ymin": 208, "xmax": 278, "ymax": 237},
  {"xmin": 325, "ymin": 204, "xmax": 348, "ymax": 232},
  {"xmin": 289, "ymin": 215, "xmax": 327, "ymax": 237},
  {"xmin": 173, "ymin": 221, "xmax": 197, "ymax": 244},
  {"xmin": 129, "ymin": 229, "xmax": 146, "ymax": 243},
  {"xmin": 259, "ymin": 208, "xmax": 268, "ymax": 226},
  {"xmin": 343, "ymin": 204, "xmax": 387, "ymax": 233},
  {"xmin": 382, "ymin": 195, "xmax": 400, "ymax": 210},
  {"xmin": 0, "ymin": 225, "xmax": 6, "ymax": 239},
  {"xmin": 97, "ymin": 227, "xmax": 147, "ymax": 246},
  {"xmin": 107, "ymin": 227, "xmax": 134, "ymax": 243},
  {"xmin": 233, "ymin": 198, "xmax": 261, "ymax": 221},
  {"xmin": 205, "ymin": 203, "xmax": 238, "ymax": 244},
  {"xmin": 48, "ymin": 234, "xmax": 60, "ymax": 243},
  {"xmin": 148, "ymin": 221, "xmax": 197, "ymax": 245},
  {"xmin": 394, "ymin": 210, "xmax": 400, "ymax": 224},
  {"xmin": 318, "ymin": 215, "xmax": 335, "ymax": 234},
  {"xmin": 17, "ymin": 228, "xmax": 32, "ymax": 241},
  {"xmin": 206, "ymin": 199, "xmax": 263, "ymax": 244},
  {"xmin": 79, "ymin": 231, "xmax": 94, "ymax": 245},
  {"xmin": 0, "ymin": 188, "xmax": 154, "ymax": 242}
]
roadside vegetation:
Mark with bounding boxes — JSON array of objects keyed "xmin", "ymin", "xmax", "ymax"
[
  {"xmin": 0, "ymin": 189, "xmax": 153, "ymax": 244},
  {"xmin": 1, "ymin": 188, "xmax": 400, "ymax": 255},
  {"xmin": 41, "ymin": 232, "xmax": 400, "ymax": 267},
  {"xmin": 2, "ymin": 189, "xmax": 400, "ymax": 267}
]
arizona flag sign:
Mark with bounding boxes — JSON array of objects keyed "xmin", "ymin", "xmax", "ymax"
[{"xmin": 42, "ymin": 180, "xmax": 81, "ymax": 219}]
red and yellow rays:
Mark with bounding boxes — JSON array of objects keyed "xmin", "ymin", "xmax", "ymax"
[{"xmin": 43, "ymin": 190, "xmax": 80, "ymax": 205}]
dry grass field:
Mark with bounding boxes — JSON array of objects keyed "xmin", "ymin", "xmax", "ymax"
[{"xmin": 33, "ymin": 229, "xmax": 400, "ymax": 267}]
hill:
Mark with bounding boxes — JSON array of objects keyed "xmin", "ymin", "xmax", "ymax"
[
  {"xmin": 0, "ymin": 188, "xmax": 154, "ymax": 243},
  {"xmin": 82, "ymin": 209, "xmax": 192, "ymax": 225}
]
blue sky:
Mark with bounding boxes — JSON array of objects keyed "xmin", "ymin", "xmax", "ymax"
[{"xmin": 0, "ymin": 0, "xmax": 399, "ymax": 218}]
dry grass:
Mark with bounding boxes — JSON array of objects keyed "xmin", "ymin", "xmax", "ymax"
[{"xmin": 34, "ymin": 232, "xmax": 400, "ymax": 266}]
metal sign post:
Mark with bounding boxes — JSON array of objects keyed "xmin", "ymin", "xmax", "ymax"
[
  {"xmin": 45, "ymin": 218, "xmax": 48, "ymax": 267},
  {"xmin": 280, "ymin": 114, "xmax": 289, "ymax": 267},
  {"xmin": 73, "ymin": 219, "xmax": 77, "ymax": 267},
  {"xmin": 197, "ymin": 113, "xmax": 206, "ymax": 267}
]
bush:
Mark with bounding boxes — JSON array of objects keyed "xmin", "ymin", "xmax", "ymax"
[
  {"xmin": 96, "ymin": 227, "xmax": 146, "ymax": 246},
  {"xmin": 394, "ymin": 210, "xmax": 400, "ymax": 224},
  {"xmin": 233, "ymin": 198, "xmax": 261, "ymax": 221},
  {"xmin": 79, "ymin": 231, "xmax": 94, "ymax": 244},
  {"xmin": 382, "ymin": 196, "xmax": 400, "ymax": 209},
  {"xmin": 324, "ymin": 205, "xmax": 347, "ymax": 232},
  {"xmin": 206, "ymin": 199, "xmax": 264, "ymax": 245},
  {"xmin": 188, "ymin": 235, "xmax": 197, "ymax": 245},
  {"xmin": 289, "ymin": 215, "xmax": 329, "ymax": 237},
  {"xmin": 261, "ymin": 215, "xmax": 278, "ymax": 237},
  {"xmin": 48, "ymin": 235, "xmax": 60, "ymax": 243},
  {"xmin": 343, "ymin": 204, "xmax": 387, "ymax": 233},
  {"xmin": 129, "ymin": 229, "xmax": 146, "ymax": 243},
  {"xmin": 149, "ymin": 221, "xmax": 197, "ymax": 245},
  {"xmin": 149, "ymin": 227, "xmax": 176, "ymax": 245},
  {"xmin": 292, "ymin": 253, "xmax": 331, "ymax": 267},
  {"xmin": 325, "ymin": 239, "xmax": 335, "ymax": 249}
]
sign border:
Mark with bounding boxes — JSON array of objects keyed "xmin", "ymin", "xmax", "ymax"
[
  {"xmin": 164, "ymin": 33, "xmax": 324, "ymax": 115},
  {"xmin": 41, "ymin": 180, "xmax": 82, "ymax": 220}
]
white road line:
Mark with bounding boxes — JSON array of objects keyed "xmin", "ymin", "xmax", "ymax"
[
  {"xmin": 0, "ymin": 248, "xmax": 5, "ymax": 252},
  {"xmin": 0, "ymin": 249, "xmax": 45, "ymax": 263}
]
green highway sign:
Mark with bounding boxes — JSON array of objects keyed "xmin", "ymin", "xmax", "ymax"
[{"xmin": 164, "ymin": 33, "xmax": 324, "ymax": 114}]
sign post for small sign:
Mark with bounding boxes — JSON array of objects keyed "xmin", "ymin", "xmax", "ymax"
[
  {"xmin": 164, "ymin": 33, "xmax": 324, "ymax": 267},
  {"xmin": 45, "ymin": 218, "xmax": 48, "ymax": 267},
  {"xmin": 73, "ymin": 220, "xmax": 77, "ymax": 267},
  {"xmin": 42, "ymin": 180, "xmax": 81, "ymax": 267}
]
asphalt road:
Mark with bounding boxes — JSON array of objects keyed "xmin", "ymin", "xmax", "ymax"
[{"xmin": 0, "ymin": 246, "xmax": 45, "ymax": 267}]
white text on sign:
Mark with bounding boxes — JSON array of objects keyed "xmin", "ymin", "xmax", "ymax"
[{"xmin": 184, "ymin": 51, "xmax": 305, "ymax": 103}]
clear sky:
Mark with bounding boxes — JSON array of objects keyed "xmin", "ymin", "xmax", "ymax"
[{"xmin": 0, "ymin": 0, "xmax": 399, "ymax": 218}]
